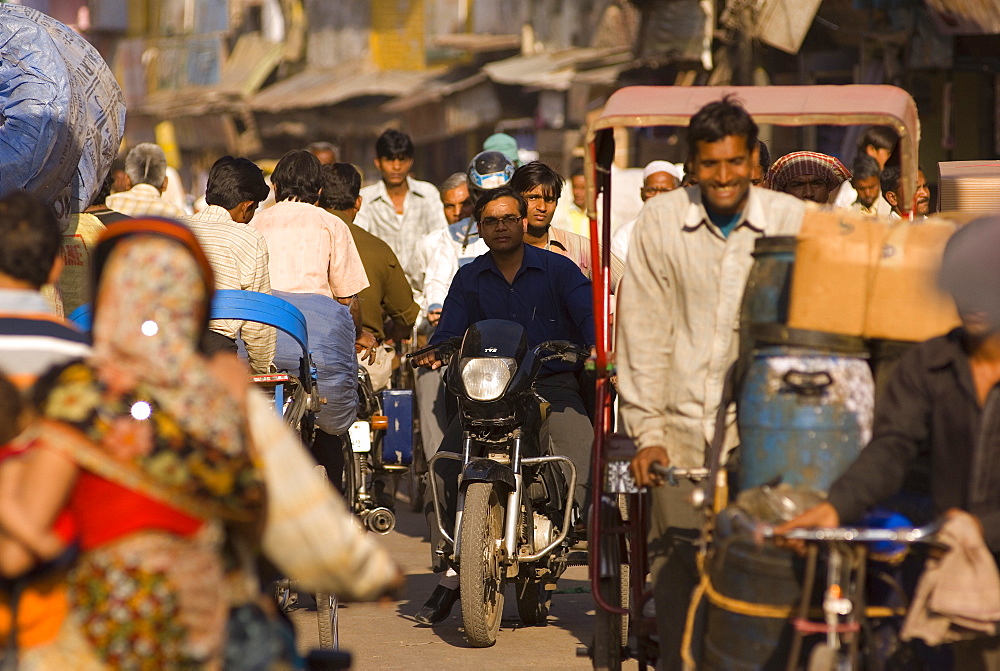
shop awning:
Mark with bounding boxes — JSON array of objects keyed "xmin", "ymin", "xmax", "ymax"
[
  {"xmin": 431, "ymin": 33, "xmax": 521, "ymax": 53},
  {"xmin": 381, "ymin": 71, "xmax": 488, "ymax": 113},
  {"xmin": 251, "ymin": 64, "xmax": 440, "ymax": 113},
  {"xmin": 482, "ymin": 47, "xmax": 632, "ymax": 91}
]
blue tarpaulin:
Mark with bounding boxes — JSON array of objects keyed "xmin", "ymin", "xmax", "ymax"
[
  {"xmin": 272, "ymin": 291, "xmax": 359, "ymax": 437},
  {"xmin": 0, "ymin": 5, "xmax": 125, "ymax": 216}
]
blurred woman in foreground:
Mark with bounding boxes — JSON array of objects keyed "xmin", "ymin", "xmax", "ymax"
[{"xmin": 0, "ymin": 219, "xmax": 264, "ymax": 668}]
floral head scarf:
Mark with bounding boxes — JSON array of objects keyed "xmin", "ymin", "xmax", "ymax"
[{"xmin": 90, "ymin": 229, "xmax": 243, "ymax": 456}]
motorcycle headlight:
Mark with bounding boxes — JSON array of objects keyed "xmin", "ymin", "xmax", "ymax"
[{"xmin": 460, "ymin": 357, "xmax": 516, "ymax": 401}]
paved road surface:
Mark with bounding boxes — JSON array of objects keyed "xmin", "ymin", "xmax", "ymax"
[{"xmin": 290, "ymin": 489, "xmax": 637, "ymax": 670}]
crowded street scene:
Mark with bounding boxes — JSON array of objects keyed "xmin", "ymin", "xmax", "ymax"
[{"xmin": 3, "ymin": 0, "xmax": 1000, "ymax": 669}]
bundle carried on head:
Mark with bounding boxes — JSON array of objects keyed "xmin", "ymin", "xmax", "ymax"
[{"xmin": 0, "ymin": 5, "xmax": 125, "ymax": 217}]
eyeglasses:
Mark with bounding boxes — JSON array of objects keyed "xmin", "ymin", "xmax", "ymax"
[
  {"xmin": 642, "ymin": 186, "xmax": 674, "ymax": 196},
  {"xmin": 480, "ymin": 214, "xmax": 522, "ymax": 228}
]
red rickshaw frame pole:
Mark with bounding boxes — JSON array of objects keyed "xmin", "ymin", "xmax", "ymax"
[{"xmin": 586, "ymin": 142, "xmax": 627, "ymax": 616}]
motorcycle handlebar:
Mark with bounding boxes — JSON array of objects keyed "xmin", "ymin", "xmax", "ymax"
[
  {"xmin": 533, "ymin": 340, "xmax": 590, "ymax": 364},
  {"xmin": 407, "ymin": 338, "xmax": 589, "ymax": 368},
  {"xmin": 405, "ymin": 339, "xmax": 460, "ymax": 369}
]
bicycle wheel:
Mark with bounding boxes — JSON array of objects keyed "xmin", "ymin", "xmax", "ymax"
[
  {"xmin": 340, "ymin": 439, "xmax": 359, "ymax": 514},
  {"xmin": 317, "ymin": 592, "xmax": 338, "ymax": 650},
  {"xmin": 593, "ymin": 497, "xmax": 628, "ymax": 670}
]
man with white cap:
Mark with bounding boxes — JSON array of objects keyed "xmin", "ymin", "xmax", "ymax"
[{"xmin": 611, "ymin": 160, "xmax": 683, "ymax": 261}]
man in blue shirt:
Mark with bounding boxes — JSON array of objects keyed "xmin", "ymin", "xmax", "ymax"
[{"xmin": 412, "ymin": 185, "xmax": 595, "ymax": 625}]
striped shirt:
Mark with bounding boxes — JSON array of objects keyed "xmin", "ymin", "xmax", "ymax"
[
  {"xmin": 184, "ymin": 205, "xmax": 276, "ymax": 373},
  {"xmin": 106, "ymin": 184, "xmax": 187, "ymax": 219},
  {"xmin": 545, "ymin": 226, "xmax": 624, "ymax": 289},
  {"xmin": 0, "ymin": 289, "xmax": 90, "ymax": 386}
]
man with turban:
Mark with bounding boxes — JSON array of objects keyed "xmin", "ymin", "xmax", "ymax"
[{"xmin": 766, "ymin": 151, "xmax": 851, "ymax": 204}]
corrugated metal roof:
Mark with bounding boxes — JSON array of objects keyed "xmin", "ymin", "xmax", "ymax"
[
  {"xmin": 251, "ymin": 64, "xmax": 440, "ymax": 113},
  {"xmin": 482, "ymin": 47, "xmax": 632, "ymax": 91},
  {"xmin": 431, "ymin": 33, "xmax": 521, "ymax": 53},
  {"xmin": 381, "ymin": 71, "xmax": 488, "ymax": 113},
  {"xmin": 134, "ymin": 32, "xmax": 283, "ymax": 117}
]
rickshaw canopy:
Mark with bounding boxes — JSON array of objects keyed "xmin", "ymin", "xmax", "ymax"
[{"xmin": 584, "ymin": 85, "xmax": 920, "ymax": 215}]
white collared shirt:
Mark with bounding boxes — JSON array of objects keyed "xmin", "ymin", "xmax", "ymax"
[
  {"xmin": 354, "ymin": 176, "xmax": 448, "ymax": 291},
  {"xmin": 616, "ymin": 185, "xmax": 807, "ymax": 467}
]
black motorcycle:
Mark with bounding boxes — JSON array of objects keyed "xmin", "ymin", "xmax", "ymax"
[{"xmin": 410, "ymin": 319, "xmax": 588, "ymax": 647}]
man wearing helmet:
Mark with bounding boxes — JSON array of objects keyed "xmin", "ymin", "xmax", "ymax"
[{"xmin": 414, "ymin": 155, "xmax": 516, "ymax": 472}]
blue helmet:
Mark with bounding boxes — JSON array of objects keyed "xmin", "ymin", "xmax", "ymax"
[{"xmin": 467, "ymin": 150, "xmax": 515, "ymax": 199}]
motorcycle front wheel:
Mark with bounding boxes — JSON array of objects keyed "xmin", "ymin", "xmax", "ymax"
[{"xmin": 459, "ymin": 482, "xmax": 506, "ymax": 647}]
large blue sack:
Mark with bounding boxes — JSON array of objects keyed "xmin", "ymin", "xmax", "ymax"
[
  {"xmin": 0, "ymin": 5, "xmax": 125, "ymax": 217},
  {"xmin": 272, "ymin": 291, "xmax": 359, "ymax": 436}
]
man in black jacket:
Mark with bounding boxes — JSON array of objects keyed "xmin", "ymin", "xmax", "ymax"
[{"xmin": 780, "ymin": 216, "xmax": 1000, "ymax": 667}]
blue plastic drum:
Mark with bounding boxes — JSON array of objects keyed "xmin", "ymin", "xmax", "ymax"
[{"xmin": 738, "ymin": 325, "xmax": 874, "ymax": 493}]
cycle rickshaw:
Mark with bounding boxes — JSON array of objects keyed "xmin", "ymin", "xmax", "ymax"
[{"xmin": 581, "ymin": 84, "xmax": 928, "ymax": 670}]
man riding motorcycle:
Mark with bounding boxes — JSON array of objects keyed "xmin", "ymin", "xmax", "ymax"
[{"xmin": 411, "ymin": 185, "xmax": 595, "ymax": 626}]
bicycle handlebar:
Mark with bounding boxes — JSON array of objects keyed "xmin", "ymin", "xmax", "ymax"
[
  {"xmin": 650, "ymin": 462, "xmax": 711, "ymax": 484},
  {"xmin": 763, "ymin": 521, "xmax": 943, "ymax": 544}
]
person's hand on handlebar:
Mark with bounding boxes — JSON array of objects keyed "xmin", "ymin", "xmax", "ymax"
[
  {"xmin": 411, "ymin": 349, "xmax": 443, "ymax": 370},
  {"xmin": 630, "ymin": 445, "xmax": 671, "ymax": 488},
  {"xmin": 774, "ymin": 501, "xmax": 840, "ymax": 554}
]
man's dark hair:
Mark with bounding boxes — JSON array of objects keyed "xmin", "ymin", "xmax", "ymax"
[
  {"xmin": 90, "ymin": 169, "xmax": 116, "ymax": 209},
  {"xmin": 757, "ymin": 140, "xmax": 771, "ymax": 174},
  {"xmin": 569, "ymin": 156, "xmax": 585, "ymax": 178},
  {"xmin": 851, "ymin": 154, "xmax": 881, "ymax": 182},
  {"xmin": 374, "ymin": 129, "xmax": 415, "ymax": 160},
  {"xmin": 205, "ymin": 156, "xmax": 270, "ymax": 210},
  {"xmin": 858, "ymin": 126, "xmax": 899, "ymax": 153},
  {"xmin": 686, "ymin": 95, "xmax": 758, "ymax": 161},
  {"xmin": 271, "ymin": 150, "xmax": 323, "ymax": 204},
  {"xmin": 0, "ymin": 191, "xmax": 62, "ymax": 289},
  {"xmin": 318, "ymin": 163, "xmax": 362, "ymax": 211},
  {"xmin": 474, "ymin": 186, "xmax": 528, "ymax": 222},
  {"xmin": 880, "ymin": 166, "xmax": 901, "ymax": 197},
  {"xmin": 0, "ymin": 372, "xmax": 23, "ymax": 445},
  {"xmin": 509, "ymin": 161, "xmax": 564, "ymax": 200}
]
